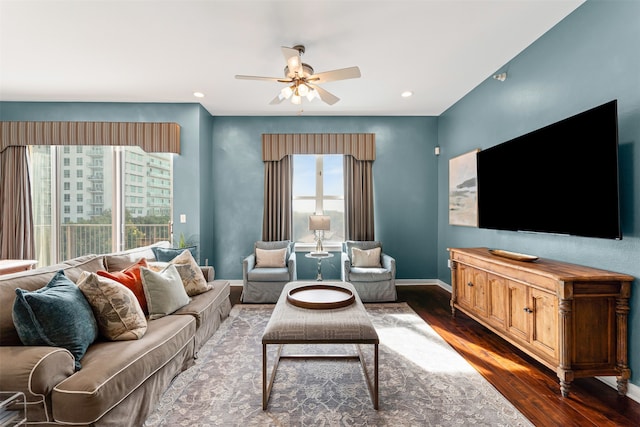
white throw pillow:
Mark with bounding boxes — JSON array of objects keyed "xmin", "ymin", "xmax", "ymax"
[
  {"xmin": 352, "ymin": 247, "xmax": 382, "ymax": 268},
  {"xmin": 140, "ymin": 264, "xmax": 190, "ymax": 320},
  {"xmin": 255, "ymin": 247, "xmax": 287, "ymax": 268}
]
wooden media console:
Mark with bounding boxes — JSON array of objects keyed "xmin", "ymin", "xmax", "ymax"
[{"xmin": 449, "ymin": 247, "xmax": 633, "ymax": 397}]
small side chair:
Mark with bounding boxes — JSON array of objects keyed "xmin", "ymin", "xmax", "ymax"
[
  {"xmin": 242, "ymin": 240, "xmax": 297, "ymax": 303},
  {"xmin": 341, "ymin": 240, "xmax": 396, "ymax": 302}
]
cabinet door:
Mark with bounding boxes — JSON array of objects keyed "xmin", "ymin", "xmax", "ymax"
[
  {"xmin": 507, "ymin": 281, "xmax": 529, "ymax": 342},
  {"xmin": 471, "ymin": 268, "xmax": 488, "ymax": 317},
  {"xmin": 456, "ymin": 264, "xmax": 474, "ymax": 310},
  {"xmin": 487, "ymin": 273, "xmax": 507, "ymax": 329},
  {"xmin": 530, "ymin": 288, "xmax": 558, "ymax": 360}
]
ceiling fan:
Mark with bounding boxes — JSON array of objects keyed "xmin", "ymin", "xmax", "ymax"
[{"xmin": 235, "ymin": 45, "xmax": 361, "ymax": 106}]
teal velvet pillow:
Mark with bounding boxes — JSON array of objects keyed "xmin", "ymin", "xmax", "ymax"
[
  {"xmin": 152, "ymin": 246, "xmax": 197, "ymax": 262},
  {"xmin": 12, "ymin": 270, "xmax": 98, "ymax": 371}
]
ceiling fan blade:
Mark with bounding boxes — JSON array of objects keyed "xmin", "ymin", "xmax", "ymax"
[
  {"xmin": 269, "ymin": 94, "xmax": 285, "ymax": 105},
  {"xmin": 235, "ymin": 75, "xmax": 283, "ymax": 82},
  {"xmin": 281, "ymin": 46, "xmax": 303, "ymax": 76},
  {"xmin": 311, "ymin": 66, "xmax": 361, "ymax": 84},
  {"xmin": 310, "ymin": 84, "xmax": 340, "ymax": 105}
]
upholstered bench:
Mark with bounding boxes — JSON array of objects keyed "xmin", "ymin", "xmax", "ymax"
[{"xmin": 261, "ymin": 281, "xmax": 379, "ymax": 409}]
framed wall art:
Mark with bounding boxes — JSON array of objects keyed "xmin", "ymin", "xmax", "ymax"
[{"xmin": 449, "ymin": 149, "xmax": 480, "ymax": 227}]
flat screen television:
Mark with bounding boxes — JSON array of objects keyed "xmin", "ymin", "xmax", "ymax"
[{"xmin": 477, "ymin": 100, "xmax": 621, "ymax": 240}]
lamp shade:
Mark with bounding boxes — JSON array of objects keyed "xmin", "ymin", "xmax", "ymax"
[{"xmin": 308, "ymin": 215, "xmax": 330, "ymax": 231}]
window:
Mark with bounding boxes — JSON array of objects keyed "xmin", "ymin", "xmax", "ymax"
[
  {"xmin": 292, "ymin": 155, "xmax": 344, "ymax": 244},
  {"xmin": 63, "ymin": 158, "xmax": 70, "ymax": 166},
  {"xmin": 29, "ymin": 146, "xmax": 173, "ymax": 266}
]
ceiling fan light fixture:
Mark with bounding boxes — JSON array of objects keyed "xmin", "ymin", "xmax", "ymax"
[
  {"xmin": 280, "ymin": 86, "xmax": 293, "ymax": 99},
  {"xmin": 291, "ymin": 94, "xmax": 302, "ymax": 105},
  {"xmin": 306, "ymin": 88, "xmax": 318, "ymax": 102},
  {"xmin": 298, "ymin": 83, "xmax": 310, "ymax": 97}
]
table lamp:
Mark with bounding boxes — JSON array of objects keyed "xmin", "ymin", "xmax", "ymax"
[{"xmin": 308, "ymin": 215, "xmax": 330, "ymax": 253}]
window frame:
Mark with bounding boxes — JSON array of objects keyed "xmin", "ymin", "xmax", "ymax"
[{"xmin": 292, "ymin": 154, "xmax": 344, "ymax": 250}]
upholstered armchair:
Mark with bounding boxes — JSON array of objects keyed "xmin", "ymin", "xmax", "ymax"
[
  {"xmin": 341, "ymin": 240, "xmax": 396, "ymax": 302},
  {"xmin": 241, "ymin": 240, "xmax": 297, "ymax": 303}
]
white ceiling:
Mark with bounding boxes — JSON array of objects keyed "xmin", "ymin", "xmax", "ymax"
[{"xmin": 0, "ymin": 0, "xmax": 584, "ymax": 116}]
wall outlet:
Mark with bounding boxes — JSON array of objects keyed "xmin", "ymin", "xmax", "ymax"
[{"xmin": 180, "ymin": 214, "xmax": 186, "ymax": 223}]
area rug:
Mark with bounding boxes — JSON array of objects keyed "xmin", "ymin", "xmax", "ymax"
[{"xmin": 145, "ymin": 303, "xmax": 533, "ymax": 426}]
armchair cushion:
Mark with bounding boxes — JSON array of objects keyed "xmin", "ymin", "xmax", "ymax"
[
  {"xmin": 255, "ymin": 247, "xmax": 287, "ymax": 268},
  {"xmin": 348, "ymin": 267, "xmax": 393, "ymax": 282},
  {"xmin": 247, "ymin": 267, "xmax": 291, "ymax": 282},
  {"xmin": 351, "ymin": 247, "xmax": 382, "ymax": 268}
]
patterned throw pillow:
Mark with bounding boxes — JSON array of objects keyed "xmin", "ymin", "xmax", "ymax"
[
  {"xmin": 140, "ymin": 264, "xmax": 191, "ymax": 320},
  {"xmin": 148, "ymin": 250, "xmax": 211, "ymax": 296},
  {"xmin": 97, "ymin": 258, "xmax": 149, "ymax": 314},
  {"xmin": 12, "ymin": 270, "xmax": 98, "ymax": 371},
  {"xmin": 77, "ymin": 272, "xmax": 147, "ymax": 341},
  {"xmin": 351, "ymin": 247, "xmax": 382, "ymax": 268},
  {"xmin": 255, "ymin": 247, "xmax": 287, "ymax": 268}
]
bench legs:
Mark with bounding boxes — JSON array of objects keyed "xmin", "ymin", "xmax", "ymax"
[{"xmin": 262, "ymin": 343, "xmax": 379, "ymax": 410}]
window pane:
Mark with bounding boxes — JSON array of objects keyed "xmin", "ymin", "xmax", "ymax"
[
  {"xmin": 292, "ymin": 199, "xmax": 316, "ymax": 243},
  {"xmin": 323, "ymin": 155, "xmax": 343, "ymax": 196},
  {"xmin": 29, "ymin": 146, "xmax": 53, "ymax": 267},
  {"xmin": 292, "ymin": 155, "xmax": 316, "ymax": 196},
  {"xmin": 323, "ymin": 199, "xmax": 345, "ymax": 242},
  {"xmin": 61, "ymin": 146, "xmax": 113, "ymax": 260},
  {"xmin": 123, "ymin": 147, "xmax": 172, "ymax": 250}
]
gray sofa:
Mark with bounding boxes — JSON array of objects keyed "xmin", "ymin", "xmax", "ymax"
[{"xmin": 0, "ymin": 242, "xmax": 231, "ymax": 426}]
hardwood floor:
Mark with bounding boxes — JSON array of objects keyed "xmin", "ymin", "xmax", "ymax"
[{"xmin": 229, "ymin": 284, "xmax": 640, "ymax": 426}]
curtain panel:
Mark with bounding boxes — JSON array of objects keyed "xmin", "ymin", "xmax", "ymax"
[
  {"xmin": 344, "ymin": 155, "xmax": 375, "ymax": 241},
  {"xmin": 0, "ymin": 146, "xmax": 35, "ymax": 259},
  {"xmin": 0, "ymin": 121, "xmax": 181, "ymax": 154},
  {"xmin": 262, "ymin": 156, "xmax": 292, "ymax": 241}
]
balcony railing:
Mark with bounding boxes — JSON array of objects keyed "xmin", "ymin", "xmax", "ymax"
[{"xmin": 34, "ymin": 223, "xmax": 171, "ymax": 266}]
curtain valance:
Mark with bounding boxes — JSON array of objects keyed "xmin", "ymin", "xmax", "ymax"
[
  {"xmin": 262, "ymin": 133, "xmax": 375, "ymax": 161},
  {"xmin": 0, "ymin": 121, "xmax": 180, "ymax": 154}
]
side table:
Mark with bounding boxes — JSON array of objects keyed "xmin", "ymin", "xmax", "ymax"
[
  {"xmin": 305, "ymin": 252, "xmax": 334, "ymax": 281},
  {"xmin": 0, "ymin": 260, "xmax": 37, "ymax": 276}
]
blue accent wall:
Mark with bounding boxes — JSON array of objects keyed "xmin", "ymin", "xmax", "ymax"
[
  {"xmin": 209, "ymin": 116, "xmax": 439, "ymax": 280},
  {"xmin": 437, "ymin": 0, "xmax": 640, "ymax": 387}
]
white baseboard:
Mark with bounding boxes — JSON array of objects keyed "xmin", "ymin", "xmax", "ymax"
[{"xmin": 597, "ymin": 377, "xmax": 640, "ymax": 404}]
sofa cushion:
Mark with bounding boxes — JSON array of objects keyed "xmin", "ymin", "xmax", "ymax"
[
  {"xmin": 12, "ymin": 271, "xmax": 98, "ymax": 370},
  {"xmin": 247, "ymin": 267, "xmax": 291, "ymax": 282},
  {"xmin": 255, "ymin": 247, "xmax": 287, "ymax": 268},
  {"xmin": 140, "ymin": 265, "xmax": 190, "ymax": 320},
  {"xmin": 77, "ymin": 272, "xmax": 147, "ymax": 341},
  {"xmin": 103, "ymin": 241, "xmax": 170, "ymax": 271},
  {"xmin": 152, "ymin": 246, "xmax": 197, "ymax": 262},
  {"xmin": 351, "ymin": 247, "xmax": 382, "ymax": 268},
  {"xmin": 52, "ymin": 314, "xmax": 195, "ymax": 425},
  {"xmin": 97, "ymin": 258, "xmax": 149, "ymax": 314}
]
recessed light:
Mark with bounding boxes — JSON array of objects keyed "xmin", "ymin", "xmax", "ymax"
[
  {"xmin": 193, "ymin": 92, "xmax": 205, "ymax": 98},
  {"xmin": 401, "ymin": 91, "xmax": 413, "ymax": 98}
]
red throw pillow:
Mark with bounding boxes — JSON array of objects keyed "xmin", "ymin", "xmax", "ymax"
[{"xmin": 97, "ymin": 258, "xmax": 149, "ymax": 314}]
